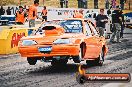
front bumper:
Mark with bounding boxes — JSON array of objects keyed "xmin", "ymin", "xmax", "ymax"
[{"xmin": 19, "ymin": 44, "xmax": 80, "ymax": 58}]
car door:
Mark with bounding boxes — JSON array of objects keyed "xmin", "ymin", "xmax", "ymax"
[
  {"xmin": 89, "ymin": 22, "xmax": 103, "ymax": 57},
  {"xmin": 89, "ymin": 21, "xmax": 103, "ymax": 49},
  {"xmin": 83, "ymin": 22, "xmax": 101, "ymax": 59}
]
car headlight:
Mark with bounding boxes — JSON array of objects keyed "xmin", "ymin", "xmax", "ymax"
[
  {"xmin": 22, "ymin": 40, "xmax": 37, "ymax": 46},
  {"xmin": 53, "ymin": 38, "xmax": 71, "ymax": 44}
]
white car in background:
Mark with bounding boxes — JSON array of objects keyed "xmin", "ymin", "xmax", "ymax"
[{"xmin": 125, "ymin": 16, "xmax": 132, "ymax": 29}]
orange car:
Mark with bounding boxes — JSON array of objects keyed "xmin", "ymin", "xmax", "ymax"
[{"xmin": 18, "ymin": 18, "xmax": 108, "ymax": 66}]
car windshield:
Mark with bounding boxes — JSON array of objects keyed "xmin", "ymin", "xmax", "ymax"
[
  {"xmin": 39, "ymin": 20, "xmax": 83, "ymax": 33},
  {"xmin": 40, "ymin": 21, "xmax": 60, "ymax": 28},
  {"xmin": 60, "ymin": 20, "xmax": 83, "ymax": 33}
]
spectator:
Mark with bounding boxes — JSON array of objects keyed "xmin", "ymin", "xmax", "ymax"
[
  {"xmin": 83, "ymin": 0, "xmax": 87, "ymax": 9},
  {"xmin": 6, "ymin": 7, "xmax": 11, "ymax": 15},
  {"xmin": 11, "ymin": 7, "xmax": 15, "ymax": 15},
  {"xmin": 94, "ymin": 0, "xmax": 98, "ymax": 9},
  {"xmin": 0, "ymin": 6, "xmax": 5, "ymax": 15},
  {"xmin": 111, "ymin": 0, "xmax": 116, "ymax": 8},
  {"xmin": 60, "ymin": 0, "xmax": 64, "ymax": 8},
  {"xmin": 95, "ymin": 9, "xmax": 108, "ymax": 36},
  {"xmin": 41, "ymin": 6, "xmax": 47, "ymax": 22},
  {"xmin": 77, "ymin": 0, "xmax": 81, "ymax": 8},
  {"xmin": 77, "ymin": 0, "xmax": 85, "ymax": 8},
  {"xmin": 120, "ymin": 10, "xmax": 125, "ymax": 38},
  {"xmin": 110, "ymin": 6, "xmax": 122, "ymax": 43},
  {"xmin": 105, "ymin": 0, "xmax": 110, "ymax": 9},
  {"xmin": 65, "ymin": 0, "xmax": 68, "ymax": 8},
  {"xmin": 15, "ymin": 6, "xmax": 26, "ymax": 25},
  {"xmin": 120, "ymin": 0, "xmax": 126, "ymax": 10},
  {"xmin": 28, "ymin": 0, "xmax": 39, "ymax": 27}
]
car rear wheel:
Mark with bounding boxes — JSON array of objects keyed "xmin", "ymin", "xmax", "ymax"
[
  {"xmin": 27, "ymin": 57, "xmax": 37, "ymax": 65},
  {"xmin": 73, "ymin": 43, "xmax": 86, "ymax": 63},
  {"xmin": 86, "ymin": 60, "xmax": 94, "ymax": 66},
  {"xmin": 86, "ymin": 48, "xmax": 104, "ymax": 66},
  {"xmin": 51, "ymin": 59, "xmax": 68, "ymax": 67}
]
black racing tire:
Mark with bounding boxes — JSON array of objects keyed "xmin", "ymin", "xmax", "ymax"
[
  {"xmin": 27, "ymin": 57, "xmax": 37, "ymax": 65},
  {"xmin": 86, "ymin": 48, "xmax": 105, "ymax": 66},
  {"xmin": 86, "ymin": 60, "xmax": 94, "ymax": 66},
  {"xmin": 73, "ymin": 43, "xmax": 86, "ymax": 63}
]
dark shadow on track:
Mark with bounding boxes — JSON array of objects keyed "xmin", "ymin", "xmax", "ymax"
[{"xmin": 27, "ymin": 63, "xmax": 94, "ymax": 75}]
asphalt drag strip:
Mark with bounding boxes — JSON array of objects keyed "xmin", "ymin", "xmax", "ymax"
[{"xmin": 0, "ymin": 30, "xmax": 132, "ymax": 87}]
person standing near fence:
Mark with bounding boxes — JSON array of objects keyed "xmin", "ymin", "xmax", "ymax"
[
  {"xmin": 15, "ymin": 6, "xmax": 26, "ymax": 25},
  {"xmin": 120, "ymin": 10, "xmax": 125, "ymax": 38},
  {"xmin": 110, "ymin": 6, "xmax": 122, "ymax": 43},
  {"xmin": 94, "ymin": 0, "xmax": 98, "ymax": 9},
  {"xmin": 0, "ymin": 6, "xmax": 5, "ymax": 16},
  {"xmin": 120, "ymin": 0, "xmax": 126, "ymax": 10},
  {"xmin": 60, "ymin": 0, "xmax": 64, "ymax": 8},
  {"xmin": 6, "ymin": 7, "xmax": 12, "ymax": 15},
  {"xmin": 111, "ymin": 0, "xmax": 116, "ymax": 8},
  {"xmin": 95, "ymin": 9, "xmax": 108, "ymax": 37},
  {"xmin": 105, "ymin": 0, "xmax": 110, "ymax": 9},
  {"xmin": 41, "ymin": 6, "xmax": 47, "ymax": 22},
  {"xmin": 83, "ymin": 0, "xmax": 87, "ymax": 9},
  {"xmin": 28, "ymin": 0, "xmax": 39, "ymax": 27},
  {"xmin": 64, "ymin": 0, "xmax": 68, "ymax": 8}
]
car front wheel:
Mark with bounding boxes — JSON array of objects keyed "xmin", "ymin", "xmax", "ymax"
[{"xmin": 27, "ymin": 57, "xmax": 37, "ymax": 65}]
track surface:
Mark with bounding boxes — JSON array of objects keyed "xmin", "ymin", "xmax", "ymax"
[{"xmin": 0, "ymin": 29, "xmax": 132, "ymax": 87}]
